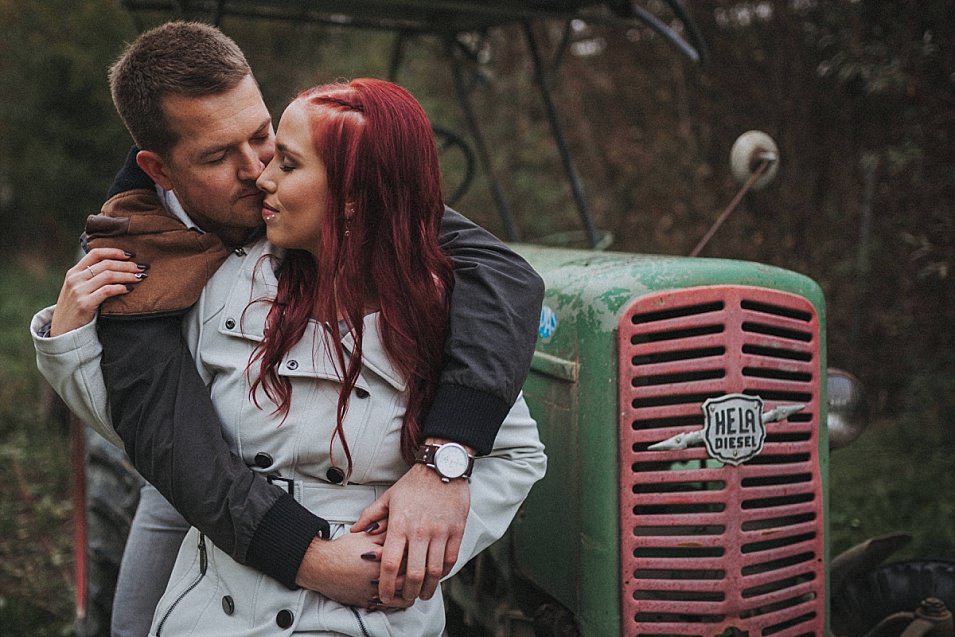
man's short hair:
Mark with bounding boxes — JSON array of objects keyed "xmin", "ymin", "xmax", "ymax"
[{"xmin": 109, "ymin": 21, "xmax": 253, "ymax": 157}]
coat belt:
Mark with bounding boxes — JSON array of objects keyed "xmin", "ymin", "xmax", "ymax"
[{"xmin": 267, "ymin": 476, "xmax": 389, "ymax": 525}]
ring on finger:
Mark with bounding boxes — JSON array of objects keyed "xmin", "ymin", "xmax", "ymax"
[{"xmin": 86, "ymin": 265, "xmax": 95, "ymax": 280}]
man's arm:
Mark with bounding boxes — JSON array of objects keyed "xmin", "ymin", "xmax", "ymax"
[
  {"xmin": 426, "ymin": 207, "xmax": 545, "ymax": 455},
  {"xmin": 97, "ymin": 315, "xmax": 329, "ymax": 589}
]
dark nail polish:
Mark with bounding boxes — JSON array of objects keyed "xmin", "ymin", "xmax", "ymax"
[
  {"xmin": 123, "ymin": 250, "xmax": 135, "ymax": 258},
  {"xmin": 360, "ymin": 552, "xmax": 377, "ymax": 561},
  {"xmin": 137, "ymin": 263, "xmax": 149, "ymax": 270},
  {"xmin": 363, "ymin": 522, "xmax": 379, "ymax": 533},
  {"xmin": 125, "ymin": 284, "xmax": 135, "ymax": 292},
  {"xmin": 370, "ymin": 579, "xmax": 379, "ymax": 586},
  {"xmin": 135, "ymin": 272, "xmax": 148, "ymax": 280}
]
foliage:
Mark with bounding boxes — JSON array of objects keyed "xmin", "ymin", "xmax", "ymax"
[
  {"xmin": 0, "ymin": 0, "xmax": 136, "ymax": 262},
  {"xmin": 0, "ymin": 264, "xmax": 74, "ymax": 636},
  {"xmin": 830, "ymin": 415, "xmax": 955, "ymax": 561},
  {"xmin": 0, "ymin": 0, "xmax": 953, "ymax": 632}
]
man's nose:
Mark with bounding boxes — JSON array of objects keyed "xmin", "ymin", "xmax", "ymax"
[{"xmin": 237, "ymin": 145, "xmax": 265, "ymax": 181}]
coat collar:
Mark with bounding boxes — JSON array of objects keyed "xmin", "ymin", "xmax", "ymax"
[{"xmin": 219, "ymin": 239, "xmax": 407, "ymax": 392}]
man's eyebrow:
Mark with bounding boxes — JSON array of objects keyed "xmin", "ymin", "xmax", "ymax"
[
  {"xmin": 197, "ymin": 118, "xmax": 272, "ymax": 160},
  {"xmin": 253, "ymin": 118, "xmax": 272, "ymax": 136}
]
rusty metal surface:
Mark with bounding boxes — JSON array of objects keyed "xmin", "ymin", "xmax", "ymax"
[{"xmin": 619, "ymin": 285, "xmax": 825, "ymax": 636}]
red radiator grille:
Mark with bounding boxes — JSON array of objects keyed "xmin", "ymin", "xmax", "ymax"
[{"xmin": 618, "ymin": 286, "xmax": 824, "ymax": 637}]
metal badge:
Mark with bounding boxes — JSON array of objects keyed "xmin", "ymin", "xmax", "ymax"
[
  {"xmin": 648, "ymin": 395, "xmax": 805, "ymax": 465},
  {"xmin": 702, "ymin": 394, "xmax": 766, "ymax": 466}
]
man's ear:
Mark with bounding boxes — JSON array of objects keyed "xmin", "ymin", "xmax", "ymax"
[{"xmin": 135, "ymin": 150, "xmax": 175, "ymax": 191}]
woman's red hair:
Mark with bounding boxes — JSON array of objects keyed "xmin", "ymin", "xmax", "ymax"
[{"xmin": 249, "ymin": 79, "xmax": 453, "ymax": 475}]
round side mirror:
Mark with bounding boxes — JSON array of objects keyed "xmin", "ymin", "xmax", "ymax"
[
  {"xmin": 827, "ymin": 367, "xmax": 868, "ymax": 450},
  {"xmin": 730, "ymin": 130, "xmax": 779, "ymax": 191}
]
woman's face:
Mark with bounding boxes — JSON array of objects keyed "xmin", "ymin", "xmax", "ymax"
[{"xmin": 256, "ymin": 100, "xmax": 329, "ymax": 255}]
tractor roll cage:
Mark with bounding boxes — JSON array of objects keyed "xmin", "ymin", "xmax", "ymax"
[{"xmin": 120, "ymin": 0, "xmax": 706, "ymax": 248}]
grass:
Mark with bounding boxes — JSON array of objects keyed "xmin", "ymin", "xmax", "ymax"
[
  {"xmin": 830, "ymin": 416, "xmax": 955, "ymax": 562},
  {"xmin": 0, "ymin": 262, "xmax": 951, "ymax": 635},
  {"xmin": 0, "ymin": 260, "xmax": 75, "ymax": 637}
]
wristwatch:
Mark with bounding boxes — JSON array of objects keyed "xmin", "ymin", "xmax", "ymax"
[{"xmin": 415, "ymin": 443, "xmax": 475, "ymax": 482}]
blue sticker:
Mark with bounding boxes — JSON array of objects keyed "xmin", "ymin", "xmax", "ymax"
[{"xmin": 539, "ymin": 306, "xmax": 558, "ymax": 341}]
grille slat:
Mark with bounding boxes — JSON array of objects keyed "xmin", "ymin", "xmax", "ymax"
[
  {"xmin": 630, "ymin": 490, "xmax": 730, "ymax": 507},
  {"xmin": 632, "ymin": 534, "xmax": 727, "ymax": 549},
  {"xmin": 632, "ymin": 512, "xmax": 729, "ymax": 527},
  {"xmin": 739, "ymin": 352, "xmax": 816, "ymax": 374},
  {"xmin": 741, "ymin": 561, "xmax": 818, "ymax": 593},
  {"xmin": 631, "ymin": 332, "xmax": 730, "ymax": 356},
  {"xmin": 740, "ymin": 538, "xmax": 821, "ymax": 567},
  {"xmin": 740, "ymin": 483, "xmax": 816, "ymax": 501},
  {"xmin": 735, "ymin": 332, "xmax": 814, "ymax": 355},
  {"xmin": 627, "ymin": 380, "xmax": 730, "ymax": 401},
  {"xmin": 631, "ymin": 468, "xmax": 727, "ymax": 484},
  {"xmin": 620, "ymin": 286, "xmax": 824, "ymax": 636}
]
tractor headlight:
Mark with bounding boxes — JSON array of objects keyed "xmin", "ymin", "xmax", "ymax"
[{"xmin": 827, "ymin": 368, "xmax": 868, "ymax": 450}]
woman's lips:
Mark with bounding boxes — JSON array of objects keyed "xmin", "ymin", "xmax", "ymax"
[{"xmin": 262, "ymin": 202, "xmax": 279, "ymax": 222}]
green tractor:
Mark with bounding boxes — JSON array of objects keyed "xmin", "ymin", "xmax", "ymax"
[{"xmin": 72, "ymin": 2, "xmax": 954, "ymax": 636}]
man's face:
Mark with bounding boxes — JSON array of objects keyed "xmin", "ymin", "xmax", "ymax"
[{"xmin": 152, "ymin": 74, "xmax": 274, "ymax": 236}]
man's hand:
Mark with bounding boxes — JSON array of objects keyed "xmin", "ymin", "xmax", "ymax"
[
  {"xmin": 295, "ymin": 532, "xmax": 412, "ymax": 610},
  {"xmin": 50, "ymin": 248, "xmax": 145, "ymax": 336},
  {"xmin": 351, "ymin": 456, "xmax": 470, "ymax": 604}
]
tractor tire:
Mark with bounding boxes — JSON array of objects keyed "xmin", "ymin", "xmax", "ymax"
[
  {"xmin": 831, "ymin": 559, "xmax": 955, "ymax": 637},
  {"xmin": 75, "ymin": 428, "xmax": 143, "ymax": 637}
]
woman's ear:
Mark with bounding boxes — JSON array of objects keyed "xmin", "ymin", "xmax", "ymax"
[{"xmin": 135, "ymin": 150, "xmax": 175, "ymax": 191}]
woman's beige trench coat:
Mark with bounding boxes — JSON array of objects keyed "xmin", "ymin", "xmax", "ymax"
[{"xmin": 32, "ymin": 238, "xmax": 547, "ymax": 636}]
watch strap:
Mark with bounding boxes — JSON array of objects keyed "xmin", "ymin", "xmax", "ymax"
[{"xmin": 414, "ymin": 443, "xmax": 474, "ymax": 481}]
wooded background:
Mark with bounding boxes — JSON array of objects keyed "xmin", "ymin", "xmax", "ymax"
[
  {"xmin": 2, "ymin": 0, "xmax": 952, "ymax": 416},
  {"xmin": 0, "ymin": 1, "xmax": 953, "ymax": 630}
]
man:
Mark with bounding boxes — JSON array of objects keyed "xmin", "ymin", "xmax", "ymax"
[{"xmin": 36, "ymin": 21, "xmax": 543, "ymax": 635}]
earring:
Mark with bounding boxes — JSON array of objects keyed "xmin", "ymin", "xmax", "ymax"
[{"xmin": 344, "ymin": 203, "xmax": 355, "ymax": 238}]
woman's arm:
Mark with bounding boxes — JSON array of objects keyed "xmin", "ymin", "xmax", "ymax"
[{"xmin": 449, "ymin": 392, "xmax": 547, "ymax": 576}]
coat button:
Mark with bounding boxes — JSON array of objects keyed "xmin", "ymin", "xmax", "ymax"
[
  {"xmin": 326, "ymin": 466, "xmax": 345, "ymax": 484},
  {"xmin": 254, "ymin": 452, "xmax": 273, "ymax": 469},
  {"xmin": 221, "ymin": 595, "xmax": 234, "ymax": 615},
  {"xmin": 225, "ymin": 318, "xmax": 236, "ymax": 330},
  {"xmin": 276, "ymin": 609, "xmax": 294, "ymax": 629},
  {"xmin": 287, "ymin": 360, "xmax": 299, "ymax": 370},
  {"xmin": 355, "ymin": 387, "xmax": 369, "ymax": 399}
]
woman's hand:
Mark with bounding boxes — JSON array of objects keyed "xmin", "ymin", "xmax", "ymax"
[
  {"xmin": 50, "ymin": 248, "xmax": 147, "ymax": 336},
  {"xmin": 295, "ymin": 531, "xmax": 412, "ymax": 611}
]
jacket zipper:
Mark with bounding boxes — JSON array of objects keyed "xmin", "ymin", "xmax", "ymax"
[
  {"xmin": 350, "ymin": 607, "xmax": 372, "ymax": 637},
  {"xmin": 156, "ymin": 534, "xmax": 208, "ymax": 636}
]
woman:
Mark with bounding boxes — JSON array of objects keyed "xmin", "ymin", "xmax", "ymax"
[{"xmin": 140, "ymin": 79, "xmax": 544, "ymax": 635}]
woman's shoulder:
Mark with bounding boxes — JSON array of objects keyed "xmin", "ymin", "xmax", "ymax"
[{"xmin": 191, "ymin": 237, "xmax": 282, "ymax": 321}]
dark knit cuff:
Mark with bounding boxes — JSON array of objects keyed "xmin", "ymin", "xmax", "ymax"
[
  {"xmin": 245, "ymin": 492, "xmax": 330, "ymax": 590},
  {"xmin": 421, "ymin": 383, "xmax": 511, "ymax": 456}
]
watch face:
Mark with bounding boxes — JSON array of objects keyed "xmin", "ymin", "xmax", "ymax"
[{"xmin": 434, "ymin": 444, "xmax": 470, "ymax": 478}]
